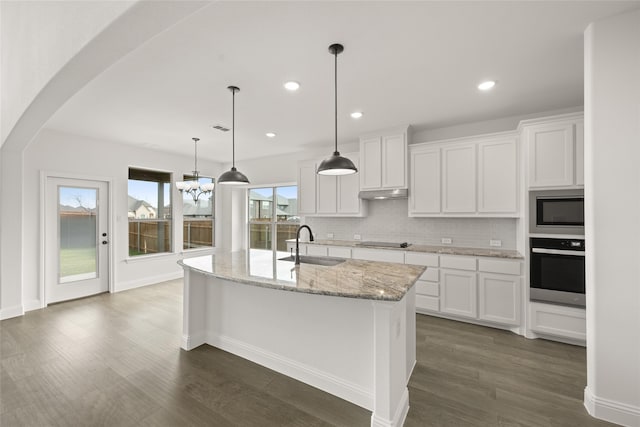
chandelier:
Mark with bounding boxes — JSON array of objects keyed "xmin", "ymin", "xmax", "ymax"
[{"xmin": 176, "ymin": 137, "xmax": 215, "ymax": 202}]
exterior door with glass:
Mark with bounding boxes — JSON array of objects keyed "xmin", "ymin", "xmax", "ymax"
[{"xmin": 45, "ymin": 177, "xmax": 109, "ymax": 304}]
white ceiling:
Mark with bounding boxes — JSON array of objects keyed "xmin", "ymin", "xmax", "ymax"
[{"xmin": 45, "ymin": 1, "xmax": 640, "ymax": 163}]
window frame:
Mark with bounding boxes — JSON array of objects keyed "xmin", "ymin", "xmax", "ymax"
[
  {"xmin": 181, "ymin": 174, "xmax": 215, "ymax": 251},
  {"xmin": 247, "ymin": 183, "xmax": 299, "ymax": 256},
  {"xmin": 127, "ymin": 167, "xmax": 173, "ymax": 258}
]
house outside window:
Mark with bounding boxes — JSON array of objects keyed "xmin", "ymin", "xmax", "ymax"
[
  {"xmin": 182, "ymin": 175, "xmax": 214, "ymax": 250},
  {"xmin": 128, "ymin": 168, "xmax": 172, "ymax": 256},
  {"xmin": 248, "ymin": 185, "xmax": 298, "ymax": 255}
]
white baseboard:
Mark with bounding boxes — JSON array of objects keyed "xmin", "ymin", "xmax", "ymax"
[
  {"xmin": 371, "ymin": 387, "xmax": 410, "ymax": 427},
  {"xmin": 24, "ymin": 299, "xmax": 43, "ymax": 312},
  {"xmin": 0, "ymin": 305, "xmax": 24, "ymax": 320},
  {"xmin": 115, "ymin": 271, "xmax": 183, "ymax": 292},
  {"xmin": 207, "ymin": 332, "xmax": 373, "ymax": 411},
  {"xmin": 181, "ymin": 332, "xmax": 206, "ymax": 351},
  {"xmin": 585, "ymin": 386, "xmax": 640, "ymax": 427}
]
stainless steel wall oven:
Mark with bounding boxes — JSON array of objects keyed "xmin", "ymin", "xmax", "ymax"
[{"xmin": 530, "ymin": 237, "xmax": 585, "ymax": 307}]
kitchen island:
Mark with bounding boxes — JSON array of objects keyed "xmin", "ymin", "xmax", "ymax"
[{"xmin": 179, "ymin": 251, "xmax": 425, "ymax": 427}]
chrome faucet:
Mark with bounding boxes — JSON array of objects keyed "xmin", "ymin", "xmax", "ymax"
[{"xmin": 295, "ymin": 225, "xmax": 314, "ymax": 265}]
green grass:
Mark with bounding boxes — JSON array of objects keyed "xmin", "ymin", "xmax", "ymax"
[{"xmin": 59, "ymin": 247, "xmax": 96, "ymax": 277}]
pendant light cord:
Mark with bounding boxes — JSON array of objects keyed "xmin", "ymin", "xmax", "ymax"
[
  {"xmin": 334, "ymin": 49, "xmax": 338, "ymax": 155},
  {"xmin": 232, "ymin": 89, "xmax": 236, "ymax": 168},
  {"xmin": 193, "ymin": 137, "xmax": 199, "ymax": 179}
]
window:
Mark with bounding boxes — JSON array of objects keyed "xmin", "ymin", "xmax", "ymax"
[
  {"xmin": 128, "ymin": 168, "xmax": 172, "ymax": 256},
  {"xmin": 182, "ymin": 175, "xmax": 214, "ymax": 250},
  {"xmin": 248, "ymin": 185, "xmax": 298, "ymax": 256}
]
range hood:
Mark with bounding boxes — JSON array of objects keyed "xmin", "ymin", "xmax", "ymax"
[{"xmin": 358, "ymin": 188, "xmax": 408, "ymax": 200}]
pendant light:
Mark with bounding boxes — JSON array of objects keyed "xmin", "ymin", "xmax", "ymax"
[
  {"xmin": 317, "ymin": 43, "xmax": 358, "ymax": 176},
  {"xmin": 218, "ymin": 85, "xmax": 250, "ymax": 185},
  {"xmin": 176, "ymin": 137, "xmax": 215, "ymax": 202}
]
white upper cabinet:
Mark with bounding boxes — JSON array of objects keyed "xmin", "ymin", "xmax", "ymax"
[
  {"xmin": 297, "ymin": 153, "xmax": 365, "ymax": 217},
  {"xmin": 477, "ymin": 137, "xmax": 518, "ymax": 214},
  {"xmin": 360, "ymin": 128, "xmax": 408, "ymax": 191},
  {"xmin": 316, "ymin": 174, "xmax": 337, "ymax": 214},
  {"xmin": 410, "ymin": 132, "xmax": 519, "ymax": 217},
  {"xmin": 575, "ymin": 119, "xmax": 584, "ymax": 186},
  {"xmin": 298, "ymin": 160, "xmax": 317, "ymax": 215},
  {"xmin": 337, "ymin": 156, "xmax": 361, "ymax": 214},
  {"xmin": 409, "ymin": 147, "xmax": 440, "ymax": 214},
  {"xmin": 442, "ymin": 144, "xmax": 476, "ymax": 213},
  {"xmin": 523, "ymin": 113, "xmax": 584, "ymax": 189}
]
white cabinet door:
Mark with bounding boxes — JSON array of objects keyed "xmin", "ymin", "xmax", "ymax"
[
  {"xmin": 337, "ymin": 155, "xmax": 361, "ymax": 214},
  {"xmin": 409, "ymin": 147, "xmax": 440, "ymax": 214},
  {"xmin": 478, "ymin": 138, "xmax": 518, "ymax": 214},
  {"xmin": 528, "ymin": 123, "xmax": 575, "ymax": 187},
  {"xmin": 382, "ymin": 133, "xmax": 407, "ymax": 188},
  {"xmin": 529, "ymin": 302, "xmax": 586, "ymax": 341},
  {"xmin": 360, "ymin": 137, "xmax": 382, "ymax": 190},
  {"xmin": 478, "ymin": 273, "xmax": 520, "ymax": 326},
  {"xmin": 575, "ymin": 120, "xmax": 584, "ymax": 186},
  {"xmin": 442, "ymin": 144, "xmax": 476, "ymax": 213},
  {"xmin": 298, "ymin": 160, "xmax": 317, "ymax": 214},
  {"xmin": 317, "ymin": 174, "xmax": 337, "ymax": 214},
  {"xmin": 441, "ymin": 269, "xmax": 477, "ymax": 318}
]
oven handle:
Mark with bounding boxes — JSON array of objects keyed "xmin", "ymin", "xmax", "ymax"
[{"xmin": 531, "ymin": 248, "xmax": 585, "ymax": 256}]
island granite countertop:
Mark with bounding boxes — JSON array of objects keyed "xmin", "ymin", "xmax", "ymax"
[
  {"xmin": 179, "ymin": 251, "xmax": 426, "ymax": 302},
  {"xmin": 287, "ymin": 239, "xmax": 524, "ymax": 259}
]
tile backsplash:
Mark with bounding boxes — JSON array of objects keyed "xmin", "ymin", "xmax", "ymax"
[{"xmin": 304, "ymin": 199, "xmax": 517, "ymax": 249}]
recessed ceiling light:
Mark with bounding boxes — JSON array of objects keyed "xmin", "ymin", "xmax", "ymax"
[
  {"xmin": 478, "ymin": 80, "xmax": 497, "ymax": 91},
  {"xmin": 265, "ymin": 132, "xmax": 276, "ymax": 138},
  {"xmin": 350, "ymin": 111, "xmax": 363, "ymax": 119},
  {"xmin": 284, "ymin": 81, "xmax": 300, "ymax": 91}
]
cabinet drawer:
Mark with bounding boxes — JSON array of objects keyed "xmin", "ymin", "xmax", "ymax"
[
  {"xmin": 328, "ymin": 246, "xmax": 351, "ymax": 258},
  {"xmin": 416, "ymin": 280, "xmax": 439, "ymax": 297},
  {"xmin": 416, "ymin": 295, "xmax": 439, "ymax": 312},
  {"xmin": 405, "ymin": 252, "xmax": 439, "ymax": 267},
  {"xmin": 352, "ymin": 248, "xmax": 405, "ymax": 263},
  {"xmin": 419, "ymin": 268, "xmax": 438, "ymax": 282},
  {"xmin": 478, "ymin": 258, "xmax": 521, "ymax": 275},
  {"xmin": 306, "ymin": 245, "xmax": 328, "ymax": 257},
  {"xmin": 530, "ymin": 302, "xmax": 585, "ymax": 341},
  {"xmin": 440, "ymin": 255, "xmax": 477, "ymax": 271}
]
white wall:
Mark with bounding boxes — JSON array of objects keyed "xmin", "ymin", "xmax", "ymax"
[
  {"xmin": 21, "ymin": 129, "xmax": 223, "ymax": 309},
  {"xmin": 584, "ymin": 9, "xmax": 640, "ymax": 426}
]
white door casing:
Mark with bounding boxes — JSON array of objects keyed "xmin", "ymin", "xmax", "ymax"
[{"xmin": 44, "ymin": 176, "xmax": 110, "ymax": 304}]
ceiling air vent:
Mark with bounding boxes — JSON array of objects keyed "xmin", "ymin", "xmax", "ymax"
[{"xmin": 212, "ymin": 124, "xmax": 230, "ymax": 132}]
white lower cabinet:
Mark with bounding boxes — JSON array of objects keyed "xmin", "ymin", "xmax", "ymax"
[
  {"xmin": 441, "ymin": 269, "xmax": 478, "ymax": 319},
  {"xmin": 478, "ymin": 273, "xmax": 521, "ymax": 326},
  {"xmin": 529, "ymin": 302, "xmax": 586, "ymax": 341}
]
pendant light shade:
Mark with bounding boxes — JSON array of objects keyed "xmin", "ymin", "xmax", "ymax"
[
  {"xmin": 317, "ymin": 43, "xmax": 358, "ymax": 176},
  {"xmin": 218, "ymin": 86, "xmax": 250, "ymax": 185}
]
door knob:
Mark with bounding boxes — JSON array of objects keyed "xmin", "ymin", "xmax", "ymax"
[
  {"xmin": 102, "ymin": 240, "xmax": 108, "ymax": 245},
  {"xmin": 102, "ymin": 233, "xmax": 107, "ymax": 237}
]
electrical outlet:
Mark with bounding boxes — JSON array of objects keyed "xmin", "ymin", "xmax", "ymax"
[
  {"xmin": 441, "ymin": 237, "xmax": 452, "ymax": 244},
  {"xmin": 490, "ymin": 239, "xmax": 502, "ymax": 247},
  {"xmin": 354, "ymin": 234, "xmax": 362, "ymax": 241},
  {"xmin": 327, "ymin": 233, "xmax": 334, "ymax": 239}
]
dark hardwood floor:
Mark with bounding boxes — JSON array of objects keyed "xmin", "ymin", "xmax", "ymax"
[{"xmin": 1, "ymin": 279, "xmax": 613, "ymax": 426}]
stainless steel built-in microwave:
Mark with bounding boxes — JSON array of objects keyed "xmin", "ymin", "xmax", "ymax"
[{"xmin": 529, "ymin": 189, "xmax": 584, "ymax": 235}]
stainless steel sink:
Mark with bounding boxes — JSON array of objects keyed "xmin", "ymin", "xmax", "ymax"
[{"xmin": 278, "ymin": 255, "xmax": 346, "ymax": 266}]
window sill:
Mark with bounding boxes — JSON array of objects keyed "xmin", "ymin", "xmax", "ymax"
[{"xmin": 125, "ymin": 252, "xmax": 178, "ymax": 263}]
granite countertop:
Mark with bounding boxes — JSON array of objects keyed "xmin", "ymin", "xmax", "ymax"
[
  {"xmin": 179, "ymin": 251, "xmax": 426, "ymax": 302},
  {"xmin": 287, "ymin": 239, "xmax": 523, "ymax": 259}
]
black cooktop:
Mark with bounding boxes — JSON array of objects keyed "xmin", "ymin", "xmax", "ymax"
[{"xmin": 356, "ymin": 241, "xmax": 411, "ymax": 248}]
